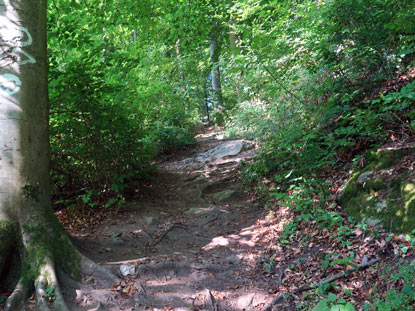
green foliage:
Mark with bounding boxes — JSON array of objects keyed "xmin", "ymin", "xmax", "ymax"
[
  {"xmin": 21, "ymin": 183, "xmax": 41, "ymax": 202},
  {"xmin": 225, "ymin": 0, "xmax": 414, "ymax": 183},
  {"xmin": 261, "ymin": 254, "xmax": 276, "ymax": 273},
  {"xmin": 47, "ymin": 0, "xmax": 203, "ymax": 207},
  {"xmin": 46, "ymin": 0, "xmax": 415, "ymax": 211},
  {"xmin": 312, "ymin": 293, "xmax": 356, "ymax": 311},
  {"xmin": 41, "ymin": 1, "xmax": 415, "ymax": 309},
  {"xmin": 43, "ymin": 287, "xmax": 56, "ymax": 302},
  {"xmin": 363, "ymin": 261, "xmax": 415, "ymax": 311}
]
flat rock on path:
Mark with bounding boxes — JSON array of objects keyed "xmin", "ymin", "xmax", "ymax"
[
  {"xmin": 164, "ymin": 139, "xmax": 254, "ymax": 170},
  {"xmin": 67, "ymin": 135, "xmax": 274, "ymax": 311}
]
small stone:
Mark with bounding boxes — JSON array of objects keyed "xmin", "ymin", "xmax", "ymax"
[
  {"xmin": 111, "ymin": 238, "xmax": 124, "ymax": 245},
  {"xmin": 226, "ymin": 255, "xmax": 242, "ymax": 265},
  {"xmin": 85, "ymin": 277, "xmax": 95, "ymax": 285},
  {"xmin": 105, "ymin": 247, "xmax": 112, "ymax": 252},
  {"xmin": 185, "ymin": 205, "xmax": 219, "ymax": 216},
  {"xmin": 362, "ymin": 217, "xmax": 382, "ymax": 228},
  {"xmin": 376, "ymin": 201, "xmax": 387, "ymax": 212},
  {"xmin": 357, "ymin": 171, "xmax": 373, "ymax": 183},
  {"xmin": 210, "ymin": 190, "xmax": 235, "ymax": 202},
  {"xmin": 120, "ymin": 264, "xmax": 135, "ymax": 276},
  {"xmin": 145, "ymin": 217, "xmax": 155, "ymax": 225}
]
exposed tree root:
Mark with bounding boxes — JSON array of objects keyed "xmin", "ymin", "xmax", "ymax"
[
  {"xmin": 2, "ymin": 241, "xmax": 118, "ymax": 311},
  {"xmin": 80, "ymin": 254, "xmax": 117, "ymax": 283},
  {"xmin": 4, "ymin": 278, "xmax": 29, "ymax": 311},
  {"xmin": 33, "ymin": 256, "xmax": 68, "ymax": 311},
  {"xmin": 206, "ymin": 289, "xmax": 218, "ymax": 311},
  {"xmin": 151, "ymin": 223, "xmax": 187, "ymax": 247},
  {"xmin": 137, "ymin": 260, "xmax": 226, "ymax": 275}
]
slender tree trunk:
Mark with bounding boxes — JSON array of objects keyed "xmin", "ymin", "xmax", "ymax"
[
  {"xmin": 0, "ymin": 2, "xmax": 116, "ymax": 310},
  {"xmin": 209, "ymin": 31, "xmax": 223, "ymax": 115},
  {"xmin": 176, "ymin": 38, "xmax": 190, "ymax": 112},
  {"xmin": 176, "ymin": 39, "xmax": 185, "ymax": 84},
  {"xmin": 204, "ymin": 81, "xmax": 210, "ymax": 122},
  {"xmin": 228, "ymin": 18, "xmax": 242, "ymax": 103}
]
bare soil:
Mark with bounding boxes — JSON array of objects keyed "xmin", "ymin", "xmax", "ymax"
[
  {"xmin": 19, "ymin": 128, "xmax": 411, "ymax": 311},
  {"xmin": 64, "ymin": 130, "xmax": 277, "ymax": 311}
]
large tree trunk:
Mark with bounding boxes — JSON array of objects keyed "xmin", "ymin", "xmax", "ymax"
[{"xmin": 0, "ymin": 1, "xmax": 115, "ymax": 310}]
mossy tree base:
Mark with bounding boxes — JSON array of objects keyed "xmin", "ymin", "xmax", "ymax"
[
  {"xmin": 0, "ymin": 214, "xmax": 116, "ymax": 311},
  {"xmin": 339, "ymin": 147, "xmax": 415, "ymax": 233}
]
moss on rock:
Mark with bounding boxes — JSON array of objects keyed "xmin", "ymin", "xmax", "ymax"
[
  {"xmin": 338, "ymin": 147, "xmax": 415, "ymax": 233},
  {"xmin": 365, "ymin": 148, "xmax": 415, "ymax": 170}
]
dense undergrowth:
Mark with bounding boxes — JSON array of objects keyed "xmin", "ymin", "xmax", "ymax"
[
  {"xmin": 48, "ymin": 1, "xmax": 203, "ymax": 209},
  {"xmin": 220, "ymin": 0, "xmax": 415, "ymax": 310},
  {"xmin": 46, "ymin": 0, "xmax": 415, "ymax": 309}
]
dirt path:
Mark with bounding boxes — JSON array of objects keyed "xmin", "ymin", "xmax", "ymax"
[{"xmin": 66, "ymin": 131, "xmax": 279, "ymax": 311}]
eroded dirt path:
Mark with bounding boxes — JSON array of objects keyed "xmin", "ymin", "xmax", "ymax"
[{"xmin": 67, "ymin": 131, "xmax": 280, "ymax": 311}]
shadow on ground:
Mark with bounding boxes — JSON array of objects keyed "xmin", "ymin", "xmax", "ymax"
[{"xmin": 66, "ymin": 131, "xmax": 283, "ymax": 311}]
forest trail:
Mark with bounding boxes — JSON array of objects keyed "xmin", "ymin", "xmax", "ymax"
[{"xmin": 67, "ymin": 129, "xmax": 278, "ymax": 311}]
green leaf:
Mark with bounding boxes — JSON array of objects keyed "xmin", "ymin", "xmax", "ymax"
[
  {"xmin": 313, "ymin": 301, "xmax": 330, "ymax": 311},
  {"xmin": 271, "ymin": 192, "xmax": 287, "ymax": 200},
  {"xmin": 402, "ymin": 285, "xmax": 414, "ymax": 296},
  {"xmin": 81, "ymin": 196, "xmax": 90, "ymax": 204},
  {"xmin": 327, "ymin": 293, "xmax": 338, "ymax": 302},
  {"xmin": 401, "ymin": 246, "xmax": 409, "ymax": 254},
  {"xmin": 340, "ymin": 302, "xmax": 356, "ymax": 311}
]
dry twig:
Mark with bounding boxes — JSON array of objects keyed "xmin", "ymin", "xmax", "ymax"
[
  {"xmin": 151, "ymin": 223, "xmax": 186, "ymax": 246},
  {"xmin": 206, "ymin": 289, "xmax": 218, "ymax": 311},
  {"xmin": 263, "ymin": 258, "xmax": 380, "ymax": 311}
]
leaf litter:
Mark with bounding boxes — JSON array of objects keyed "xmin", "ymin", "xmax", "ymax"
[{"xmin": 51, "ymin": 130, "xmax": 415, "ymax": 311}]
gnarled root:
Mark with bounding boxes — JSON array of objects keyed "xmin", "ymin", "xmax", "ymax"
[
  {"xmin": 0, "ymin": 211, "xmax": 118, "ymax": 310},
  {"xmin": 2, "ymin": 246, "xmax": 117, "ymax": 310},
  {"xmin": 34, "ymin": 256, "xmax": 68, "ymax": 311},
  {"xmin": 4, "ymin": 278, "xmax": 29, "ymax": 311},
  {"xmin": 80, "ymin": 254, "xmax": 117, "ymax": 284}
]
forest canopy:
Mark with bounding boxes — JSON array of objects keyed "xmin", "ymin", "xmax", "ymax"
[{"xmin": 47, "ymin": 0, "xmax": 414, "ymax": 210}]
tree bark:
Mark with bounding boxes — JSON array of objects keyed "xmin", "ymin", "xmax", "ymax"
[
  {"xmin": 0, "ymin": 0, "xmax": 50, "ymax": 248},
  {"xmin": 209, "ymin": 30, "xmax": 223, "ymax": 115},
  {"xmin": 228, "ymin": 18, "xmax": 242, "ymax": 103},
  {"xmin": 0, "ymin": 1, "xmax": 116, "ymax": 309}
]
